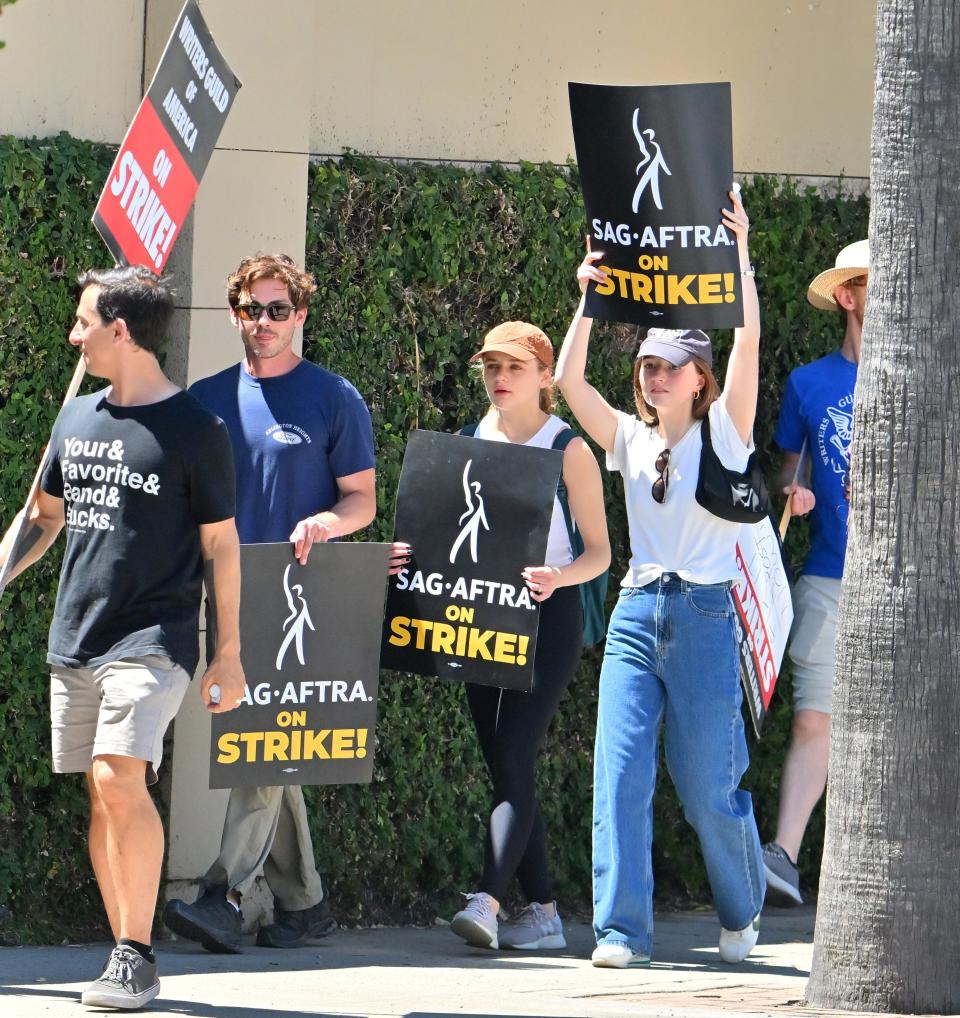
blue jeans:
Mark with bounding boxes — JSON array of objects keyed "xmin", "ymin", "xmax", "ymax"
[{"xmin": 592, "ymin": 576, "xmax": 764, "ymax": 955}]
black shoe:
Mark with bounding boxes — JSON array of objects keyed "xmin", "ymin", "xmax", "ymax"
[
  {"xmin": 81, "ymin": 944, "xmax": 160, "ymax": 1009},
  {"xmin": 163, "ymin": 885, "xmax": 243, "ymax": 953},
  {"xmin": 256, "ymin": 898, "xmax": 336, "ymax": 948},
  {"xmin": 762, "ymin": 842, "xmax": 803, "ymax": 907}
]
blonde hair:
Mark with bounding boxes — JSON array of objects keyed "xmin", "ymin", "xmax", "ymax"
[
  {"xmin": 633, "ymin": 355, "xmax": 719, "ymax": 425},
  {"xmin": 538, "ymin": 360, "xmax": 556, "ymax": 414}
]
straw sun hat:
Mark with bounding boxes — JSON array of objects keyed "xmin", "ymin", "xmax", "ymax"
[{"xmin": 806, "ymin": 239, "xmax": 870, "ymax": 311}]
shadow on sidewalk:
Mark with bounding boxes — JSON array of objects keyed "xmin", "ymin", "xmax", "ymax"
[{"xmin": 0, "ymin": 909, "xmax": 817, "ymax": 994}]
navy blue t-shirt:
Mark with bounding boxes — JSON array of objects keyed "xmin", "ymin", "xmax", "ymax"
[
  {"xmin": 188, "ymin": 360, "xmax": 375, "ymax": 542},
  {"xmin": 775, "ymin": 350, "xmax": 857, "ymax": 578}
]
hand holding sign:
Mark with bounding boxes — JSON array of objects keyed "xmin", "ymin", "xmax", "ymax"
[
  {"xmin": 289, "ymin": 513, "xmax": 335, "ymax": 566},
  {"xmin": 723, "ymin": 188, "xmax": 750, "ymax": 247},
  {"xmin": 577, "ymin": 247, "xmax": 608, "ymax": 296},
  {"xmin": 521, "ymin": 565, "xmax": 563, "ymax": 602}
]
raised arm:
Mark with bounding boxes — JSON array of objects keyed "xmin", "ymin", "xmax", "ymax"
[
  {"xmin": 198, "ymin": 518, "xmax": 245, "ymax": 713},
  {"xmin": 0, "ymin": 489, "xmax": 65, "ymax": 583},
  {"xmin": 719, "ymin": 188, "xmax": 760, "ymax": 444},
  {"xmin": 554, "ymin": 252, "xmax": 621, "ymax": 454}
]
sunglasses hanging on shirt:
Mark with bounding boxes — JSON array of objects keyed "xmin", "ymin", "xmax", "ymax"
[{"xmin": 652, "ymin": 448, "xmax": 671, "ymax": 504}]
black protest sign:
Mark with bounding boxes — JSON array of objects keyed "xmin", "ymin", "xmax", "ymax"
[
  {"xmin": 569, "ymin": 81, "xmax": 741, "ymax": 329},
  {"xmin": 93, "ymin": 0, "xmax": 240, "ymax": 271},
  {"xmin": 209, "ymin": 542, "xmax": 390, "ymax": 789},
  {"xmin": 381, "ymin": 430, "xmax": 561, "ymax": 691}
]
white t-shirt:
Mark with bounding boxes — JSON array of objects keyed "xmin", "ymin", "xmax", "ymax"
[
  {"xmin": 608, "ymin": 399, "xmax": 752, "ymax": 586},
  {"xmin": 476, "ymin": 413, "xmax": 574, "ymax": 568}
]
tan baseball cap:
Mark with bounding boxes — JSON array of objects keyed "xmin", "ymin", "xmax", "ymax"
[{"xmin": 469, "ymin": 321, "xmax": 554, "ymax": 367}]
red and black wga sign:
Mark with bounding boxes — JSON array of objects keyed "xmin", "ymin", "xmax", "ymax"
[{"xmin": 93, "ymin": 0, "xmax": 240, "ymax": 271}]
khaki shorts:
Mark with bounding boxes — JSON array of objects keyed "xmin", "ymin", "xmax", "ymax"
[
  {"xmin": 50, "ymin": 655, "xmax": 190, "ymax": 785},
  {"xmin": 787, "ymin": 574, "xmax": 841, "ymax": 715}
]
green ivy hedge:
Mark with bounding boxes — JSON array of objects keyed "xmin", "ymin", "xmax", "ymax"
[{"xmin": 0, "ymin": 135, "xmax": 868, "ymax": 941}]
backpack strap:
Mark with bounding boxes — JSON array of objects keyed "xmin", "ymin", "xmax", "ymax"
[{"xmin": 551, "ymin": 426, "xmax": 581, "ymax": 552}]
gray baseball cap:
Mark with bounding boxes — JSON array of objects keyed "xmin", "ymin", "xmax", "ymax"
[{"xmin": 636, "ymin": 328, "xmax": 713, "ymax": 368}]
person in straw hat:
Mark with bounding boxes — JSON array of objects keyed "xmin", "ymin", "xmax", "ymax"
[{"xmin": 762, "ymin": 239, "xmax": 869, "ymax": 908}]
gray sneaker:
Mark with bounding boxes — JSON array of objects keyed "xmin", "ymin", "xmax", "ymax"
[
  {"xmin": 80, "ymin": 944, "xmax": 159, "ymax": 1009},
  {"xmin": 499, "ymin": 901, "xmax": 566, "ymax": 950},
  {"xmin": 763, "ymin": 842, "xmax": 803, "ymax": 906},
  {"xmin": 450, "ymin": 892, "xmax": 499, "ymax": 949}
]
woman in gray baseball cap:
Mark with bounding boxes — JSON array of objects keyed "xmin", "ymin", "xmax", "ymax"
[{"xmin": 555, "ymin": 188, "xmax": 765, "ymax": 969}]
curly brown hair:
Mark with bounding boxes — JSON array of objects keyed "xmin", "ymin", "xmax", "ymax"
[{"xmin": 226, "ymin": 253, "xmax": 317, "ymax": 311}]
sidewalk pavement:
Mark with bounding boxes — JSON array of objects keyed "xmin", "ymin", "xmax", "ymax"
[{"xmin": 0, "ymin": 905, "xmax": 905, "ymax": 1018}]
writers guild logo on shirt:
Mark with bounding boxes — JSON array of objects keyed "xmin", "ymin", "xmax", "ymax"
[
  {"xmin": 449, "ymin": 459, "xmax": 490, "ymax": 565},
  {"xmin": 826, "ymin": 405, "xmax": 853, "ymax": 464},
  {"xmin": 631, "ymin": 109, "xmax": 672, "ymax": 213},
  {"xmin": 275, "ymin": 564, "xmax": 315, "ymax": 670}
]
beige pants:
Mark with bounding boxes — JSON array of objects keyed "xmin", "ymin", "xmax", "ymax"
[{"xmin": 203, "ymin": 783, "xmax": 324, "ymax": 911}]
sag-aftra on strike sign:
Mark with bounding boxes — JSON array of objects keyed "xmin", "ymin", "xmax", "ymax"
[
  {"xmin": 569, "ymin": 81, "xmax": 742, "ymax": 329},
  {"xmin": 93, "ymin": 1, "xmax": 240, "ymax": 271}
]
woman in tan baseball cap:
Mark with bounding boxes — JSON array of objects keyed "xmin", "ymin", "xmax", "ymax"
[
  {"xmin": 556, "ymin": 188, "xmax": 767, "ymax": 969},
  {"xmin": 437, "ymin": 319, "xmax": 610, "ymax": 954}
]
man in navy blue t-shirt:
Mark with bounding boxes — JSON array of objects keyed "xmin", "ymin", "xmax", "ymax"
[
  {"xmin": 164, "ymin": 253, "xmax": 376, "ymax": 952},
  {"xmin": 762, "ymin": 240, "xmax": 869, "ymax": 907}
]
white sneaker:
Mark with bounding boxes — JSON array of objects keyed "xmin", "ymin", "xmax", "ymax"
[
  {"xmin": 450, "ymin": 892, "xmax": 498, "ymax": 949},
  {"xmin": 499, "ymin": 901, "xmax": 566, "ymax": 950},
  {"xmin": 718, "ymin": 913, "xmax": 760, "ymax": 963},
  {"xmin": 591, "ymin": 942, "xmax": 650, "ymax": 968}
]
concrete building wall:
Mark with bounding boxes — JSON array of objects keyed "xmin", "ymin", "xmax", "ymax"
[
  {"xmin": 309, "ymin": 1, "xmax": 875, "ymax": 179},
  {"xmin": 2, "ymin": 0, "xmax": 146, "ymax": 143},
  {"xmin": 3, "ymin": 2, "xmax": 875, "ymax": 177}
]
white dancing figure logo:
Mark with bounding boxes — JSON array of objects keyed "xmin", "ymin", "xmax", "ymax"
[
  {"xmin": 631, "ymin": 109, "xmax": 671, "ymax": 213},
  {"xmin": 449, "ymin": 459, "xmax": 490, "ymax": 565},
  {"xmin": 275, "ymin": 563, "xmax": 316, "ymax": 670}
]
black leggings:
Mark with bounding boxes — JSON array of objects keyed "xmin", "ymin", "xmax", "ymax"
[{"xmin": 464, "ymin": 584, "xmax": 583, "ymax": 904}]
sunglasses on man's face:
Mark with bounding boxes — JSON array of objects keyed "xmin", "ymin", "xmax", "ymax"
[{"xmin": 235, "ymin": 301, "xmax": 298, "ymax": 323}]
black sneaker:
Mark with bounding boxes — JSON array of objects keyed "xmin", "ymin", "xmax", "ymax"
[
  {"xmin": 763, "ymin": 842, "xmax": 803, "ymax": 906},
  {"xmin": 163, "ymin": 885, "xmax": 243, "ymax": 953},
  {"xmin": 80, "ymin": 944, "xmax": 159, "ymax": 1009},
  {"xmin": 256, "ymin": 898, "xmax": 337, "ymax": 948}
]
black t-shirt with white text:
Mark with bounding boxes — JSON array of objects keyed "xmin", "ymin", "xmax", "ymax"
[{"xmin": 40, "ymin": 389, "xmax": 236, "ymax": 675}]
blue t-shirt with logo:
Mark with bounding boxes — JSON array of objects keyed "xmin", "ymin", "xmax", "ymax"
[
  {"xmin": 775, "ymin": 350, "xmax": 857, "ymax": 579},
  {"xmin": 188, "ymin": 361, "xmax": 375, "ymax": 543}
]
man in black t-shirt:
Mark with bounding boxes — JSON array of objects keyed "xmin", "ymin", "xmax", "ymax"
[{"xmin": 0, "ymin": 267, "xmax": 244, "ymax": 1011}]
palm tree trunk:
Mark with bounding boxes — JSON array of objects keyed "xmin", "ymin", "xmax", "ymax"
[{"xmin": 807, "ymin": 1, "xmax": 960, "ymax": 1012}]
